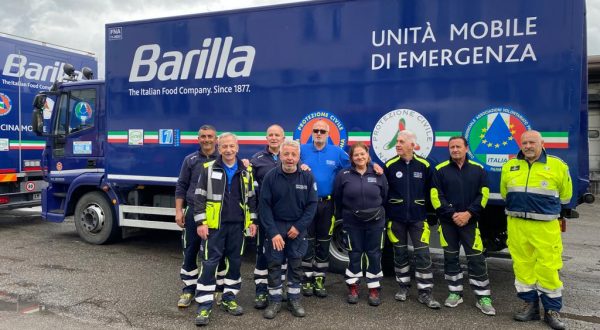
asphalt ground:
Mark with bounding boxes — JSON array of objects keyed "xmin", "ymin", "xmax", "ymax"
[{"xmin": 0, "ymin": 203, "xmax": 599, "ymax": 329}]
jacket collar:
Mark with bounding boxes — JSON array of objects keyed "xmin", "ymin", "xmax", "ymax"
[
  {"xmin": 350, "ymin": 164, "xmax": 375, "ymax": 175},
  {"xmin": 215, "ymin": 156, "xmax": 245, "ymax": 173},
  {"xmin": 516, "ymin": 148, "xmax": 548, "ymax": 164}
]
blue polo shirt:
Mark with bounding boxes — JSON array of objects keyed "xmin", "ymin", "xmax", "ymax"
[{"xmin": 300, "ymin": 143, "xmax": 350, "ymax": 198}]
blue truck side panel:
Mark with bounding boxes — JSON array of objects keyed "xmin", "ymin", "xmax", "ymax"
[
  {"xmin": 0, "ymin": 34, "xmax": 97, "ymax": 208},
  {"xmin": 102, "ymin": 0, "xmax": 588, "ymax": 207}
]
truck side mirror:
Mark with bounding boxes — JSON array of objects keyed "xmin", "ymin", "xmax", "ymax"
[
  {"xmin": 32, "ymin": 108, "xmax": 44, "ymax": 136},
  {"xmin": 31, "ymin": 94, "xmax": 47, "ymax": 136}
]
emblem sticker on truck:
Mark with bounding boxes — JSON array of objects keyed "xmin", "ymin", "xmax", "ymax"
[
  {"xmin": 293, "ymin": 111, "xmax": 348, "ymax": 148},
  {"xmin": 0, "ymin": 138, "xmax": 8, "ymax": 151},
  {"xmin": 73, "ymin": 141, "xmax": 92, "ymax": 155},
  {"xmin": 465, "ymin": 108, "xmax": 531, "ymax": 172},
  {"xmin": 371, "ymin": 109, "xmax": 434, "ymax": 163},
  {"xmin": 128, "ymin": 129, "xmax": 144, "ymax": 145},
  {"xmin": 0, "ymin": 93, "xmax": 12, "ymax": 116}
]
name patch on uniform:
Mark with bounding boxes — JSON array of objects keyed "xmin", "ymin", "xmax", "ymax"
[
  {"xmin": 510, "ymin": 165, "xmax": 520, "ymax": 171},
  {"xmin": 413, "ymin": 172, "xmax": 423, "ymax": 178},
  {"xmin": 211, "ymin": 172, "xmax": 223, "ymax": 180},
  {"xmin": 296, "ymin": 184, "xmax": 308, "ymax": 190},
  {"xmin": 368, "ymin": 177, "xmax": 377, "ymax": 183},
  {"xmin": 326, "ymin": 160, "xmax": 336, "ymax": 166}
]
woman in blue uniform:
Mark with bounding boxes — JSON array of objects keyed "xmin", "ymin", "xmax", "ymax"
[{"xmin": 333, "ymin": 142, "xmax": 388, "ymax": 306}]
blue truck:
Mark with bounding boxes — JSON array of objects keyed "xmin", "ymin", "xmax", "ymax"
[
  {"xmin": 0, "ymin": 32, "xmax": 96, "ymax": 209},
  {"xmin": 31, "ymin": 0, "xmax": 594, "ymax": 267}
]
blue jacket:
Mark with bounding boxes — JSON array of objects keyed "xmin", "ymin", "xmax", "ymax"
[
  {"xmin": 300, "ymin": 143, "xmax": 349, "ymax": 198},
  {"xmin": 175, "ymin": 149, "xmax": 218, "ymax": 210},
  {"xmin": 430, "ymin": 157, "xmax": 489, "ymax": 223},
  {"xmin": 333, "ymin": 165, "xmax": 388, "ymax": 227},
  {"xmin": 259, "ymin": 166, "xmax": 318, "ymax": 239},
  {"xmin": 250, "ymin": 147, "xmax": 279, "ymax": 189},
  {"xmin": 384, "ymin": 154, "xmax": 432, "ymax": 223}
]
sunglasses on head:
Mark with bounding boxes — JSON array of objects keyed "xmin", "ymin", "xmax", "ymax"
[{"xmin": 312, "ymin": 129, "xmax": 328, "ymax": 134}]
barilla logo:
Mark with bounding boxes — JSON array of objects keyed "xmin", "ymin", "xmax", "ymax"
[
  {"xmin": 2, "ymin": 54, "xmax": 85, "ymax": 82},
  {"xmin": 128, "ymin": 37, "xmax": 255, "ymax": 82}
]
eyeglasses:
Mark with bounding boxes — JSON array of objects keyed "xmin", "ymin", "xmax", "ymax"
[{"xmin": 312, "ymin": 129, "xmax": 328, "ymax": 134}]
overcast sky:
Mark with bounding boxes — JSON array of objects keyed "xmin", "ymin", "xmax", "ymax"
[{"xmin": 2, "ymin": 0, "xmax": 599, "ymax": 78}]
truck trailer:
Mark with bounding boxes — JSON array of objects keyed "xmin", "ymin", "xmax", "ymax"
[
  {"xmin": 0, "ymin": 32, "xmax": 97, "ymax": 209},
  {"xmin": 31, "ymin": 0, "xmax": 593, "ymax": 269}
]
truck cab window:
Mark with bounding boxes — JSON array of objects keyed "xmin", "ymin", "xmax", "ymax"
[
  {"xmin": 68, "ymin": 89, "xmax": 96, "ymax": 134},
  {"xmin": 54, "ymin": 94, "xmax": 69, "ymax": 135}
]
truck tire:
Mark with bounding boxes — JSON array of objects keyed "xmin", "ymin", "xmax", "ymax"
[
  {"xmin": 328, "ymin": 219, "xmax": 349, "ymax": 274},
  {"xmin": 74, "ymin": 191, "xmax": 120, "ymax": 244}
]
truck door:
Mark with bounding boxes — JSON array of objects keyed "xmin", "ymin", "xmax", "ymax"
[{"xmin": 50, "ymin": 87, "xmax": 102, "ymax": 174}]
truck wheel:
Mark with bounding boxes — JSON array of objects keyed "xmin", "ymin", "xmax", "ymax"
[
  {"xmin": 328, "ymin": 219, "xmax": 349, "ymax": 274},
  {"xmin": 74, "ymin": 191, "xmax": 120, "ymax": 244}
]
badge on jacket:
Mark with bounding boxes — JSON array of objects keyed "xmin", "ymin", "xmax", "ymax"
[{"xmin": 510, "ymin": 165, "xmax": 520, "ymax": 171}]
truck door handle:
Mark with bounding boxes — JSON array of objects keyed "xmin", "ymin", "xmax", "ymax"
[{"xmin": 87, "ymin": 159, "xmax": 96, "ymax": 168}]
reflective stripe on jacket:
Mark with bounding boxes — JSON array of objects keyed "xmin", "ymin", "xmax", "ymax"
[{"xmin": 500, "ymin": 149, "xmax": 572, "ymax": 221}]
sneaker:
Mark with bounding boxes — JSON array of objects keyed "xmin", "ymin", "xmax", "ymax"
[
  {"xmin": 178, "ymin": 292, "xmax": 194, "ymax": 308},
  {"xmin": 544, "ymin": 310, "xmax": 566, "ymax": 330},
  {"xmin": 347, "ymin": 284, "xmax": 359, "ymax": 304},
  {"xmin": 263, "ymin": 301, "xmax": 282, "ymax": 319},
  {"xmin": 394, "ymin": 286, "xmax": 409, "ymax": 302},
  {"xmin": 220, "ymin": 299, "xmax": 244, "ymax": 316},
  {"xmin": 444, "ymin": 293, "xmax": 463, "ymax": 308},
  {"xmin": 214, "ymin": 292, "xmax": 223, "ymax": 305},
  {"xmin": 254, "ymin": 293, "xmax": 268, "ymax": 309},
  {"xmin": 287, "ymin": 299, "xmax": 306, "ymax": 317},
  {"xmin": 314, "ymin": 277, "xmax": 328, "ymax": 298},
  {"xmin": 418, "ymin": 292, "xmax": 441, "ymax": 309},
  {"xmin": 302, "ymin": 282, "xmax": 314, "ymax": 297},
  {"xmin": 476, "ymin": 296, "xmax": 496, "ymax": 316},
  {"xmin": 194, "ymin": 309, "xmax": 211, "ymax": 326},
  {"xmin": 514, "ymin": 300, "xmax": 540, "ymax": 321},
  {"xmin": 368, "ymin": 288, "xmax": 381, "ymax": 306}
]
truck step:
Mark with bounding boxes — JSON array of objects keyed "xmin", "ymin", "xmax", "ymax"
[
  {"xmin": 53, "ymin": 192, "xmax": 67, "ymax": 198},
  {"xmin": 48, "ymin": 209, "xmax": 65, "ymax": 215}
]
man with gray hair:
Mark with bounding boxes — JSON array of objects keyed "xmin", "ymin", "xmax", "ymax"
[
  {"xmin": 384, "ymin": 130, "xmax": 441, "ymax": 309},
  {"xmin": 193, "ymin": 132, "xmax": 258, "ymax": 326},
  {"xmin": 259, "ymin": 140, "xmax": 317, "ymax": 319}
]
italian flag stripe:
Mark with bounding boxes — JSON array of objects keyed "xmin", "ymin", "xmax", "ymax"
[
  {"xmin": 108, "ymin": 131, "xmax": 128, "ymax": 143},
  {"xmin": 8, "ymin": 140, "xmax": 45, "ymax": 150},
  {"xmin": 541, "ymin": 132, "xmax": 568, "ymax": 148},
  {"xmin": 434, "ymin": 132, "xmax": 462, "ymax": 147}
]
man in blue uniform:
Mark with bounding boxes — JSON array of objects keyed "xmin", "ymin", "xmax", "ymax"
[
  {"xmin": 260, "ymin": 140, "xmax": 318, "ymax": 319},
  {"xmin": 299, "ymin": 120, "xmax": 349, "ymax": 297},
  {"xmin": 250, "ymin": 124, "xmax": 287, "ymax": 309},
  {"xmin": 501, "ymin": 130, "xmax": 572, "ymax": 330},
  {"xmin": 193, "ymin": 133, "xmax": 258, "ymax": 326},
  {"xmin": 384, "ymin": 130, "xmax": 440, "ymax": 309},
  {"xmin": 430, "ymin": 136, "xmax": 496, "ymax": 316},
  {"xmin": 174, "ymin": 125, "xmax": 218, "ymax": 308}
]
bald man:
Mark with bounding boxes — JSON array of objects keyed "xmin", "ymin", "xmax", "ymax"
[{"xmin": 501, "ymin": 130, "xmax": 572, "ymax": 330}]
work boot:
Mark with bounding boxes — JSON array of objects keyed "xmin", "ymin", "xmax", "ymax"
[
  {"xmin": 544, "ymin": 310, "xmax": 566, "ymax": 330},
  {"xmin": 194, "ymin": 309, "xmax": 211, "ymax": 326},
  {"xmin": 476, "ymin": 296, "xmax": 496, "ymax": 316},
  {"xmin": 254, "ymin": 293, "xmax": 268, "ymax": 309},
  {"xmin": 314, "ymin": 277, "xmax": 328, "ymax": 298},
  {"xmin": 394, "ymin": 286, "xmax": 409, "ymax": 302},
  {"xmin": 513, "ymin": 300, "xmax": 541, "ymax": 321},
  {"xmin": 347, "ymin": 284, "xmax": 359, "ymax": 304},
  {"xmin": 418, "ymin": 292, "xmax": 441, "ymax": 309},
  {"xmin": 368, "ymin": 288, "xmax": 381, "ymax": 306},
  {"xmin": 444, "ymin": 293, "xmax": 463, "ymax": 308},
  {"xmin": 178, "ymin": 292, "xmax": 194, "ymax": 308},
  {"xmin": 263, "ymin": 301, "xmax": 281, "ymax": 319},
  {"xmin": 302, "ymin": 282, "xmax": 314, "ymax": 297},
  {"xmin": 220, "ymin": 299, "xmax": 244, "ymax": 316},
  {"xmin": 287, "ymin": 299, "xmax": 306, "ymax": 317}
]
